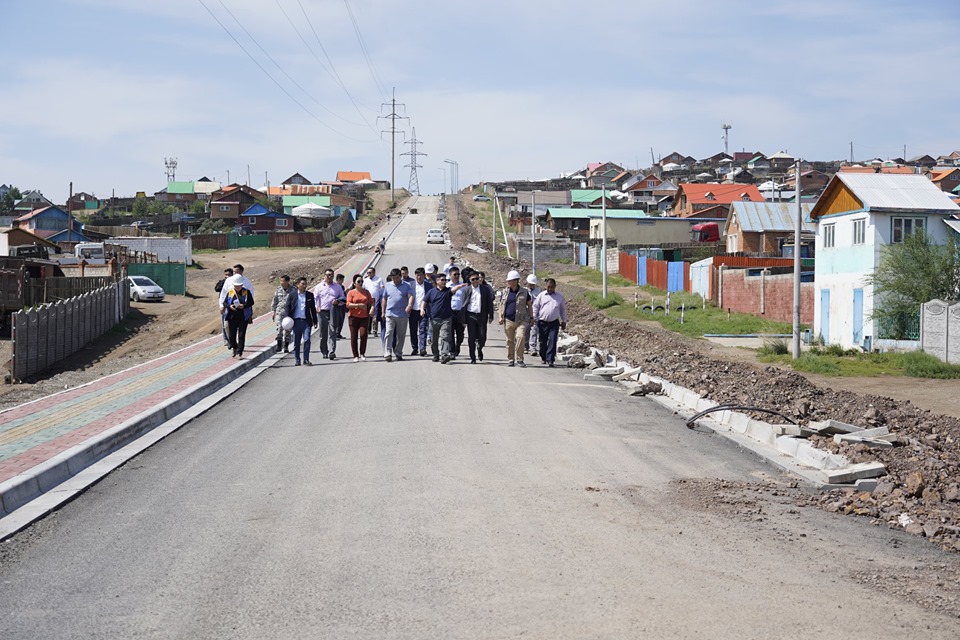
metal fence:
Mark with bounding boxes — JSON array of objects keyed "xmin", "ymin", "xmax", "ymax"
[
  {"xmin": 25, "ymin": 276, "xmax": 115, "ymax": 306},
  {"xmin": 10, "ymin": 280, "xmax": 130, "ymax": 380}
]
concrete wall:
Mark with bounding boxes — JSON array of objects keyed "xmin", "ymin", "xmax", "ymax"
[
  {"xmin": 511, "ymin": 236, "xmax": 574, "ymax": 264},
  {"xmin": 921, "ymin": 299, "xmax": 960, "ymax": 364},
  {"xmin": 10, "ymin": 280, "xmax": 130, "ymax": 380},
  {"xmin": 718, "ymin": 268, "xmax": 813, "ymax": 325},
  {"xmin": 109, "ymin": 236, "xmax": 193, "ymax": 265}
]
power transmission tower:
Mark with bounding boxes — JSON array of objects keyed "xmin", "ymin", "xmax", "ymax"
[
  {"xmin": 164, "ymin": 157, "xmax": 178, "ymax": 182},
  {"xmin": 721, "ymin": 122, "xmax": 732, "ymax": 155},
  {"xmin": 401, "ymin": 127, "xmax": 426, "ymax": 195},
  {"xmin": 377, "ymin": 87, "xmax": 408, "ymax": 203}
]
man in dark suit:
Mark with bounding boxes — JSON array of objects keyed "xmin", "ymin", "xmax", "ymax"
[
  {"xmin": 286, "ymin": 277, "xmax": 319, "ymax": 366},
  {"xmin": 463, "ymin": 271, "xmax": 495, "ymax": 363}
]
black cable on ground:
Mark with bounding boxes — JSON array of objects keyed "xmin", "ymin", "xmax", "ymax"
[{"xmin": 685, "ymin": 404, "xmax": 798, "ymax": 429}]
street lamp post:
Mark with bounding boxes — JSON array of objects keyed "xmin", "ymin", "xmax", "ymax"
[
  {"xmin": 531, "ymin": 193, "xmax": 536, "ymax": 272},
  {"xmin": 444, "ymin": 159, "xmax": 458, "ymax": 195},
  {"xmin": 440, "ymin": 167, "xmax": 446, "ymax": 194},
  {"xmin": 792, "ymin": 160, "xmax": 802, "ymax": 359}
]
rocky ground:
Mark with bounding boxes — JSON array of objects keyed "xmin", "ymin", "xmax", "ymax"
[{"xmin": 450, "ymin": 195, "xmax": 960, "ymax": 554}]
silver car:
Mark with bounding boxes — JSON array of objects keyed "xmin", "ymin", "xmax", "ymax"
[{"xmin": 128, "ymin": 276, "xmax": 165, "ymax": 302}]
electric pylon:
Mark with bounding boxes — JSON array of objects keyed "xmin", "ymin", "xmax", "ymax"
[{"xmin": 401, "ymin": 128, "xmax": 426, "ymax": 195}]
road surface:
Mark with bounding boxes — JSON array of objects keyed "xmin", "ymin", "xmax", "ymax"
[{"xmin": 1, "ymin": 197, "xmax": 958, "ymax": 638}]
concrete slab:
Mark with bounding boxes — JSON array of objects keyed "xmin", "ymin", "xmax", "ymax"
[{"xmin": 820, "ymin": 462, "xmax": 887, "ymax": 484}]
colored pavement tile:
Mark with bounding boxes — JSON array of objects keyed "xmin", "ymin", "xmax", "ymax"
[
  {"xmin": 0, "ymin": 316, "xmax": 276, "ymax": 485},
  {"xmin": 0, "ymin": 249, "xmax": 380, "ymax": 490}
]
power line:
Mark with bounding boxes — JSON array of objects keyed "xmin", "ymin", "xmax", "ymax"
[
  {"xmin": 196, "ymin": 0, "xmax": 375, "ymax": 142},
  {"xmin": 342, "ymin": 0, "xmax": 388, "ymax": 101},
  {"xmin": 215, "ymin": 0, "xmax": 363, "ymax": 127},
  {"xmin": 294, "ymin": 0, "xmax": 379, "ymax": 137},
  {"xmin": 401, "ymin": 127, "xmax": 426, "ymax": 195}
]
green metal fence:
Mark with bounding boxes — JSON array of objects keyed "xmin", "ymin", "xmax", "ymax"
[
  {"xmin": 877, "ymin": 311, "xmax": 921, "ymax": 340},
  {"xmin": 227, "ymin": 233, "xmax": 270, "ymax": 249},
  {"xmin": 128, "ymin": 263, "xmax": 187, "ymax": 295}
]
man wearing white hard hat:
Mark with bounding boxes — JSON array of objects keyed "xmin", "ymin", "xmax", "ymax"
[
  {"xmin": 498, "ymin": 270, "xmax": 534, "ymax": 367},
  {"xmin": 525, "ymin": 273, "xmax": 541, "ymax": 355}
]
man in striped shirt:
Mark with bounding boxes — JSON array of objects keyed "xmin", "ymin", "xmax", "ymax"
[{"xmin": 532, "ymin": 278, "xmax": 567, "ymax": 368}]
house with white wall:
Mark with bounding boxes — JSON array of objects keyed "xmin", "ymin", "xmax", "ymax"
[{"xmin": 811, "ymin": 173, "xmax": 959, "ymax": 349}]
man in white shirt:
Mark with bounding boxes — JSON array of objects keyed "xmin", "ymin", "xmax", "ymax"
[
  {"xmin": 218, "ymin": 263, "xmax": 254, "ymax": 309},
  {"xmin": 464, "ymin": 272, "xmax": 494, "ymax": 363},
  {"xmin": 408, "ymin": 267, "xmax": 431, "ymax": 356},
  {"xmin": 442, "ymin": 256, "xmax": 458, "ymax": 277},
  {"xmin": 363, "ymin": 267, "xmax": 385, "ymax": 338}
]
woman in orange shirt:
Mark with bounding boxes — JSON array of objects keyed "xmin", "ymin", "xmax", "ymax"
[{"xmin": 346, "ymin": 274, "xmax": 374, "ymax": 361}]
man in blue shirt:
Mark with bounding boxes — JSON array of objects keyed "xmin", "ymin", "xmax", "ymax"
[
  {"xmin": 421, "ymin": 273, "xmax": 468, "ymax": 364},
  {"xmin": 381, "ymin": 268, "xmax": 414, "ymax": 362}
]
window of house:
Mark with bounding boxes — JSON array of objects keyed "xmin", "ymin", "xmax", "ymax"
[
  {"xmin": 276, "ymin": 219, "xmax": 288, "ymax": 227},
  {"xmin": 823, "ymin": 223, "xmax": 835, "ymax": 248},
  {"xmin": 248, "ymin": 217, "xmax": 256, "ymax": 224},
  {"xmin": 853, "ymin": 219, "xmax": 866, "ymax": 245},
  {"xmin": 219, "ymin": 205, "xmax": 230, "ymax": 212},
  {"xmin": 175, "ymin": 194, "xmax": 183, "ymax": 200},
  {"xmin": 891, "ymin": 217, "xmax": 925, "ymax": 243},
  {"xmin": 647, "ymin": 180, "xmax": 656, "ymax": 187}
]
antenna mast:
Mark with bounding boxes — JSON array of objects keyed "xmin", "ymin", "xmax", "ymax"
[{"xmin": 721, "ymin": 122, "xmax": 732, "ymax": 156}]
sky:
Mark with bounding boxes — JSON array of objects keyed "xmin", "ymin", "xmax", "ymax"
[{"xmin": 1, "ymin": 0, "xmax": 959, "ymax": 204}]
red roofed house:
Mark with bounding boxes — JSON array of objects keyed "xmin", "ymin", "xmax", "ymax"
[
  {"xmin": 929, "ymin": 168, "xmax": 960, "ymax": 193},
  {"xmin": 336, "ymin": 171, "xmax": 372, "ymax": 183},
  {"xmin": 671, "ymin": 183, "xmax": 765, "ymax": 218},
  {"xmin": 209, "ymin": 184, "xmax": 264, "ymax": 220}
]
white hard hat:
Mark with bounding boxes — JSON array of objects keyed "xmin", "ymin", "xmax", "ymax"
[
  {"xmin": 526, "ymin": 274, "xmax": 539, "ymax": 285},
  {"xmin": 281, "ymin": 316, "xmax": 295, "ymax": 331},
  {"xmin": 506, "ymin": 270, "xmax": 521, "ymax": 281},
  {"xmin": 425, "ymin": 263, "xmax": 435, "ymax": 274}
]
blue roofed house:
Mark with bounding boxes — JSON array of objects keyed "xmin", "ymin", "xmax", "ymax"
[
  {"xmin": 811, "ymin": 173, "xmax": 960, "ymax": 349},
  {"xmin": 238, "ymin": 203, "xmax": 296, "ymax": 232},
  {"xmin": 15, "ymin": 205, "xmax": 89, "ymax": 242}
]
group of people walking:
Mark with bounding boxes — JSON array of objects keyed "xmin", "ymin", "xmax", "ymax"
[{"xmin": 223, "ymin": 257, "xmax": 569, "ymax": 368}]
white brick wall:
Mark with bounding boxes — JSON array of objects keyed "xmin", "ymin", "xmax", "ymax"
[{"xmin": 110, "ymin": 237, "xmax": 193, "ymax": 265}]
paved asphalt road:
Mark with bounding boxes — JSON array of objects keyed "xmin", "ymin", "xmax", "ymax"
[{"xmin": 1, "ymin": 197, "xmax": 959, "ymax": 638}]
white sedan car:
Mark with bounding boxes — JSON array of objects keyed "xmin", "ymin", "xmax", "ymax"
[
  {"xmin": 426, "ymin": 228, "xmax": 445, "ymax": 244},
  {"xmin": 128, "ymin": 276, "xmax": 165, "ymax": 302}
]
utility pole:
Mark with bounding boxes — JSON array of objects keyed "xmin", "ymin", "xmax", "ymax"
[
  {"xmin": 850, "ymin": 142, "xmax": 854, "ymax": 164},
  {"xmin": 378, "ymin": 87, "xmax": 407, "ymax": 204},
  {"xmin": 400, "ymin": 128, "xmax": 426, "ymax": 195},
  {"xmin": 601, "ymin": 184, "xmax": 608, "ymax": 299},
  {"xmin": 721, "ymin": 122, "xmax": 732, "ymax": 156},
  {"xmin": 792, "ymin": 159, "xmax": 802, "ymax": 359},
  {"xmin": 164, "ymin": 157, "xmax": 178, "ymax": 182}
]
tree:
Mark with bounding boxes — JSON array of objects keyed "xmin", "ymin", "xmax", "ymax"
[
  {"xmin": 190, "ymin": 199, "xmax": 208, "ymax": 215},
  {"xmin": 132, "ymin": 196, "xmax": 149, "ymax": 218},
  {"xmin": 868, "ymin": 231, "xmax": 960, "ymax": 338},
  {"xmin": 0, "ymin": 186, "xmax": 22, "ymax": 215}
]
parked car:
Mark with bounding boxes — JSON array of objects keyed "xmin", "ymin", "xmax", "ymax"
[
  {"xmin": 130, "ymin": 220, "xmax": 153, "ymax": 228},
  {"xmin": 472, "ymin": 194, "xmax": 490, "ymax": 201},
  {"xmin": 426, "ymin": 228, "xmax": 445, "ymax": 244},
  {"xmin": 128, "ymin": 276, "xmax": 165, "ymax": 302}
]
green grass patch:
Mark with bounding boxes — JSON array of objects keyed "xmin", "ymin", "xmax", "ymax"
[
  {"xmin": 585, "ymin": 290, "xmax": 623, "ymax": 310},
  {"xmin": 902, "ymin": 350, "xmax": 960, "ymax": 379},
  {"xmin": 572, "ymin": 267, "xmax": 633, "ymax": 288},
  {"xmin": 607, "ymin": 299, "xmax": 792, "ymax": 339},
  {"xmin": 758, "ymin": 350, "xmax": 907, "ymax": 377}
]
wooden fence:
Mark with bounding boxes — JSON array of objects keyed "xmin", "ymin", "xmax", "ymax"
[{"xmin": 10, "ymin": 280, "xmax": 130, "ymax": 380}]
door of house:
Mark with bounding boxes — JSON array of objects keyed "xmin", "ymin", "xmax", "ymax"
[
  {"xmin": 820, "ymin": 289, "xmax": 830, "ymax": 344},
  {"xmin": 852, "ymin": 288, "xmax": 864, "ymax": 346}
]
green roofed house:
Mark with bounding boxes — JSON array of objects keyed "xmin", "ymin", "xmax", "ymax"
[
  {"xmin": 570, "ymin": 189, "xmax": 615, "ymax": 207},
  {"xmin": 282, "ymin": 195, "xmax": 332, "ymax": 216},
  {"xmin": 544, "ymin": 207, "xmax": 648, "ymax": 239}
]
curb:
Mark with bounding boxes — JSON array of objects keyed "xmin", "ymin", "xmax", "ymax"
[
  {"xmin": 558, "ymin": 335, "xmax": 886, "ymax": 489},
  {"xmin": 0, "ymin": 342, "xmax": 277, "ymax": 520}
]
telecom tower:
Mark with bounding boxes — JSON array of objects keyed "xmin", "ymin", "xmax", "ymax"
[
  {"xmin": 164, "ymin": 157, "xmax": 178, "ymax": 182},
  {"xmin": 721, "ymin": 122, "xmax": 732, "ymax": 155},
  {"xmin": 401, "ymin": 128, "xmax": 426, "ymax": 195}
]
